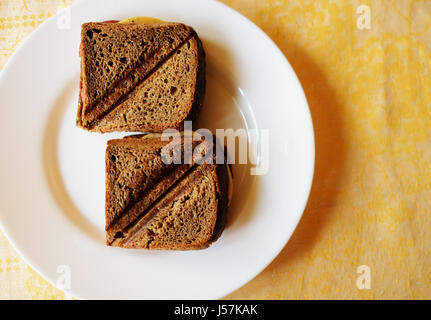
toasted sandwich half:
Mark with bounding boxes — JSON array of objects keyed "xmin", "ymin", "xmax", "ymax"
[
  {"xmin": 105, "ymin": 134, "xmax": 231, "ymax": 250},
  {"xmin": 77, "ymin": 22, "xmax": 206, "ymax": 133}
]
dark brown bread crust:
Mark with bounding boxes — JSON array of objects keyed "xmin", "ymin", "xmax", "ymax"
[
  {"xmin": 210, "ymin": 161, "xmax": 229, "ymax": 243},
  {"xmin": 77, "ymin": 22, "xmax": 206, "ymax": 133},
  {"xmin": 183, "ymin": 34, "xmax": 206, "ymax": 130},
  {"xmin": 106, "ymin": 134, "xmax": 229, "ymax": 250}
]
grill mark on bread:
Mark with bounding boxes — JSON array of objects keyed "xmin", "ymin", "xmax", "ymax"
[
  {"xmin": 108, "ymin": 164, "xmax": 175, "ymax": 227},
  {"xmin": 91, "ymin": 35, "xmax": 204, "ymax": 133},
  {"xmin": 119, "ymin": 164, "xmax": 227, "ymax": 249},
  {"xmin": 77, "ymin": 22, "xmax": 206, "ymax": 133},
  {"xmin": 110, "ymin": 164, "xmax": 201, "ymax": 246},
  {"xmin": 119, "ymin": 166, "xmax": 203, "ymax": 248},
  {"xmin": 105, "ymin": 134, "xmax": 204, "ymax": 244},
  {"xmin": 106, "ymin": 163, "xmax": 193, "ymax": 244},
  {"xmin": 79, "ymin": 49, "xmax": 160, "ymax": 126},
  {"xmin": 79, "ymin": 22, "xmax": 193, "ymax": 115},
  {"xmin": 87, "ymin": 32, "xmax": 196, "ymax": 130},
  {"xmin": 105, "ymin": 138, "xmax": 173, "ymax": 230},
  {"xmin": 106, "ymin": 135, "xmax": 229, "ymax": 249}
]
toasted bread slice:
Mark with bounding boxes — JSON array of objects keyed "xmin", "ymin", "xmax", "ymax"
[
  {"xmin": 105, "ymin": 134, "xmax": 195, "ymax": 244},
  {"xmin": 78, "ymin": 22, "xmax": 205, "ymax": 133},
  {"xmin": 106, "ymin": 134, "xmax": 229, "ymax": 249},
  {"xmin": 93, "ymin": 36, "xmax": 205, "ymax": 132}
]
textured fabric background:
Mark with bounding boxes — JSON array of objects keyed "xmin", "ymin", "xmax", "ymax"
[{"xmin": 1, "ymin": 0, "xmax": 431, "ymax": 299}]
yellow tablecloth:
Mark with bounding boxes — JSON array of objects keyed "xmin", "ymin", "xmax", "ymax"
[{"xmin": 1, "ymin": 0, "xmax": 431, "ymax": 300}]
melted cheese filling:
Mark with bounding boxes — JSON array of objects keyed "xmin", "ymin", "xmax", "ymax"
[{"xmin": 119, "ymin": 17, "xmax": 165, "ymax": 24}]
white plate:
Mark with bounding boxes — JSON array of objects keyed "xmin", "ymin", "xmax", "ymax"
[{"xmin": 0, "ymin": 0, "xmax": 314, "ymax": 299}]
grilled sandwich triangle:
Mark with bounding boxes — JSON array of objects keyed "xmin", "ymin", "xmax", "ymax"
[
  {"xmin": 106, "ymin": 134, "xmax": 229, "ymax": 250},
  {"xmin": 78, "ymin": 22, "xmax": 205, "ymax": 133}
]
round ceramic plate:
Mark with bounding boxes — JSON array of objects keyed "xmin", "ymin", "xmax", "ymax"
[{"xmin": 0, "ymin": 0, "xmax": 314, "ymax": 299}]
